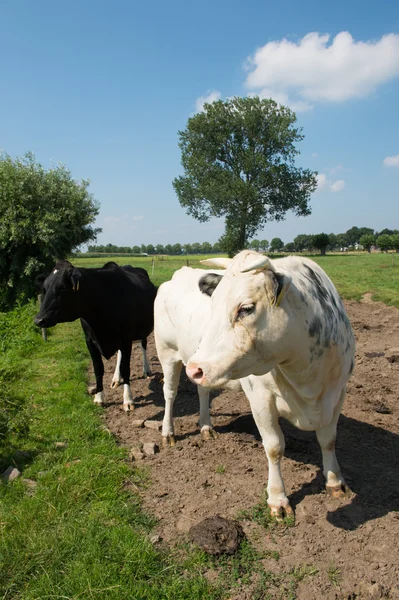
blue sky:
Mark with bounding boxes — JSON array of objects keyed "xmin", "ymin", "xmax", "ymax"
[{"xmin": 1, "ymin": 0, "xmax": 398, "ymax": 247}]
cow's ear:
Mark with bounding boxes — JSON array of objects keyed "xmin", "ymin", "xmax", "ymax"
[
  {"xmin": 71, "ymin": 267, "xmax": 81, "ymax": 292},
  {"xmin": 35, "ymin": 273, "xmax": 47, "ymax": 291},
  {"xmin": 56, "ymin": 259, "xmax": 73, "ymax": 271},
  {"xmin": 199, "ymin": 273, "xmax": 223, "ymax": 297},
  {"xmin": 265, "ymin": 271, "xmax": 291, "ymax": 307}
]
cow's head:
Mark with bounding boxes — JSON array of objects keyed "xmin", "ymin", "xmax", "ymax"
[
  {"xmin": 34, "ymin": 260, "xmax": 82, "ymax": 328},
  {"xmin": 186, "ymin": 251, "xmax": 291, "ymax": 387}
]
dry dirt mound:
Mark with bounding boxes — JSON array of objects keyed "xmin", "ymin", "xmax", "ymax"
[{"xmin": 92, "ymin": 299, "xmax": 399, "ymax": 599}]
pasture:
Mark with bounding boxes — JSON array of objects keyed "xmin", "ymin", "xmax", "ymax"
[
  {"xmin": 73, "ymin": 252, "xmax": 399, "ymax": 308},
  {"xmin": 1, "ymin": 251, "xmax": 399, "ymax": 599}
]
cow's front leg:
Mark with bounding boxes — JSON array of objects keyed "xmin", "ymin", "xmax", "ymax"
[
  {"xmin": 140, "ymin": 339, "xmax": 152, "ymax": 377},
  {"xmin": 316, "ymin": 387, "xmax": 349, "ymax": 498},
  {"xmin": 161, "ymin": 358, "xmax": 182, "ymax": 447},
  {"xmin": 241, "ymin": 377, "xmax": 293, "ymax": 519},
  {"xmin": 111, "ymin": 350, "xmax": 123, "ymax": 388},
  {"xmin": 198, "ymin": 385, "xmax": 215, "ymax": 440},
  {"xmin": 119, "ymin": 343, "xmax": 134, "ymax": 412},
  {"xmin": 85, "ymin": 336, "xmax": 105, "ymax": 406}
]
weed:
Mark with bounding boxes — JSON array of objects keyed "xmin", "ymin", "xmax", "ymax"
[
  {"xmin": 215, "ymin": 465, "xmax": 226, "ymax": 474},
  {"xmin": 237, "ymin": 492, "xmax": 295, "ymax": 530},
  {"xmin": 327, "ymin": 564, "xmax": 342, "ymax": 587}
]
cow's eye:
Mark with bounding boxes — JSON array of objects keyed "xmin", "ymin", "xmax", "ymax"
[{"xmin": 236, "ymin": 304, "xmax": 255, "ymax": 320}]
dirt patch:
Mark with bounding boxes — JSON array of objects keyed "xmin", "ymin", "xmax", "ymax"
[{"xmin": 93, "ymin": 300, "xmax": 399, "ymax": 599}]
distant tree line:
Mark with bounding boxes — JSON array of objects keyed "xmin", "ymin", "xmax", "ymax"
[
  {"xmin": 88, "ymin": 227, "xmax": 399, "ymax": 257},
  {"xmin": 87, "ymin": 241, "xmax": 228, "ymax": 255}
]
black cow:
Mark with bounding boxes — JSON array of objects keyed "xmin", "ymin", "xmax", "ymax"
[{"xmin": 34, "ymin": 260, "xmax": 157, "ymax": 411}]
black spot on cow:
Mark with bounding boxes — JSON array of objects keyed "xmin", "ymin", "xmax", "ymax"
[
  {"xmin": 349, "ymin": 359, "xmax": 354, "ymax": 375},
  {"xmin": 309, "ymin": 316, "xmax": 323, "ymax": 345},
  {"xmin": 199, "ymin": 273, "xmax": 223, "ymax": 297}
]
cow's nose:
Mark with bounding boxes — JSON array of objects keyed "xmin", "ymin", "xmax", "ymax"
[
  {"xmin": 34, "ymin": 316, "xmax": 43, "ymax": 326},
  {"xmin": 186, "ymin": 363, "xmax": 204, "ymax": 384}
]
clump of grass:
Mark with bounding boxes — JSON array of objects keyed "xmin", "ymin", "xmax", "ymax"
[
  {"xmin": 237, "ymin": 492, "xmax": 295, "ymax": 529},
  {"xmin": 215, "ymin": 465, "xmax": 226, "ymax": 474},
  {"xmin": 327, "ymin": 564, "xmax": 342, "ymax": 587}
]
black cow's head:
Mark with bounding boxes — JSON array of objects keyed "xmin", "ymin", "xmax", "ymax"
[{"xmin": 34, "ymin": 260, "xmax": 82, "ymax": 328}]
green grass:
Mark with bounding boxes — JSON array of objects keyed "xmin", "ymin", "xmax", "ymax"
[
  {"xmin": 72, "ymin": 251, "xmax": 399, "ymax": 308},
  {"xmin": 72, "ymin": 254, "xmax": 218, "ymax": 289},
  {"xmin": 0, "ymin": 304, "xmax": 216, "ymax": 599},
  {"xmin": 309, "ymin": 253, "xmax": 399, "ymax": 307}
]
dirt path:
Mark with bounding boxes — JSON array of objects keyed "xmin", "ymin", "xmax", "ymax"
[{"xmin": 94, "ymin": 299, "xmax": 399, "ymax": 599}]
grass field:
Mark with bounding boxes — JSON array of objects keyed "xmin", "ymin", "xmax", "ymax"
[
  {"xmin": 1, "ymin": 250, "xmax": 398, "ymax": 598},
  {"xmin": 0, "ymin": 305, "xmax": 216, "ymax": 599},
  {"xmin": 73, "ymin": 251, "xmax": 399, "ymax": 308}
]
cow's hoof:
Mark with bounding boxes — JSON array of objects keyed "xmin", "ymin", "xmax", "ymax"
[
  {"xmin": 269, "ymin": 504, "xmax": 294, "ymax": 522},
  {"xmin": 123, "ymin": 403, "xmax": 133, "ymax": 413},
  {"xmin": 87, "ymin": 385, "xmax": 97, "ymax": 395},
  {"xmin": 162, "ymin": 435, "xmax": 175, "ymax": 448},
  {"xmin": 326, "ymin": 483, "xmax": 351, "ymax": 498},
  {"xmin": 143, "ymin": 371, "xmax": 152, "ymax": 379},
  {"xmin": 93, "ymin": 399, "xmax": 103, "ymax": 405},
  {"xmin": 201, "ymin": 428, "xmax": 217, "ymax": 441},
  {"xmin": 110, "ymin": 380, "xmax": 122, "ymax": 389}
]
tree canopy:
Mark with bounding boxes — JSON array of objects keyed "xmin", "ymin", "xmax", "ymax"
[
  {"xmin": 0, "ymin": 152, "xmax": 100, "ymax": 308},
  {"xmin": 312, "ymin": 233, "xmax": 330, "ymax": 255},
  {"xmin": 173, "ymin": 96, "xmax": 317, "ymax": 255}
]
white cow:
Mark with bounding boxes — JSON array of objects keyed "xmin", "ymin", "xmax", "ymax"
[
  {"xmin": 154, "ymin": 267, "xmax": 238, "ymax": 447},
  {"xmin": 187, "ymin": 251, "xmax": 355, "ymax": 517}
]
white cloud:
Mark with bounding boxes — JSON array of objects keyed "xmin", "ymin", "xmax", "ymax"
[
  {"xmin": 311, "ymin": 153, "xmax": 318, "ymax": 158},
  {"xmin": 330, "ymin": 179, "xmax": 345, "ymax": 192},
  {"xmin": 195, "ymin": 90, "xmax": 222, "ymax": 112},
  {"xmin": 245, "ymin": 32, "xmax": 399, "ymax": 110},
  {"xmin": 316, "ymin": 173, "xmax": 345, "ymax": 192},
  {"xmin": 383, "ymin": 154, "xmax": 399, "ymax": 167},
  {"xmin": 256, "ymin": 88, "xmax": 312, "ymax": 112},
  {"xmin": 132, "ymin": 215, "xmax": 144, "ymax": 221}
]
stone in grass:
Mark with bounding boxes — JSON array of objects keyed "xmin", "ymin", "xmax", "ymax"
[
  {"xmin": 144, "ymin": 420, "xmax": 162, "ymax": 431},
  {"xmin": 189, "ymin": 515, "xmax": 244, "ymax": 555},
  {"xmin": 22, "ymin": 478, "xmax": 38, "ymax": 494},
  {"xmin": 129, "ymin": 446, "xmax": 145, "ymax": 461},
  {"xmin": 143, "ymin": 442, "xmax": 159, "ymax": 456},
  {"xmin": 55, "ymin": 441, "xmax": 68, "ymax": 449},
  {"xmin": 1, "ymin": 466, "xmax": 21, "ymax": 483}
]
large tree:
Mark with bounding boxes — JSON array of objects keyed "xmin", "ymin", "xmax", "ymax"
[
  {"xmin": 173, "ymin": 97, "xmax": 317, "ymax": 255},
  {"xmin": 359, "ymin": 233, "xmax": 375, "ymax": 253},
  {"xmin": 313, "ymin": 233, "xmax": 330, "ymax": 256},
  {"xmin": 0, "ymin": 152, "xmax": 100, "ymax": 309}
]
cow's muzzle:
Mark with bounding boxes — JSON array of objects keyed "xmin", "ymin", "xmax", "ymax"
[{"xmin": 186, "ymin": 362, "xmax": 205, "ymax": 385}]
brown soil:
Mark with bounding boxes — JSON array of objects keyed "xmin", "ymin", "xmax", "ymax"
[{"xmin": 93, "ymin": 299, "xmax": 399, "ymax": 599}]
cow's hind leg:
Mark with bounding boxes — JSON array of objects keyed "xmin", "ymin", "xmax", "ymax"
[
  {"xmin": 141, "ymin": 339, "xmax": 152, "ymax": 377},
  {"xmin": 198, "ymin": 386, "xmax": 215, "ymax": 440},
  {"xmin": 316, "ymin": 387, "xmax": 349, "ymax": 498},
  {"xmin": 119, "ymin": 343, "xmax": 134, "ymax": 412},
  {"xmin": 85, "ymin": 336, "xmax": 105, "ymax": 406},
  {"xmin": 241, "ymin": 377, "xmax": 293, "ymax": 520},
  {"xmin": 111, "ymin": 350, "xmax": 123, "ymax": 388},
  {"xmin": 161, "ymin": 358, "xmax": 182, "ymax": 447}
]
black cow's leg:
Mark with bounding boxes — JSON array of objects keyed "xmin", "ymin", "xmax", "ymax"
[
  {"xmin": 85, "ymin": 336, "xmax": 105, "ymax": 405},
  {"xmin": 111, "ymin": 350, "xmax": 123, "ymax": 388},
  {"xmin": 119, "ymin": 343, "xmax": 134, "ymax": 412},
  {"xmin": 140, "ymin": 339, "xmax": 152, "ymax": 377}
]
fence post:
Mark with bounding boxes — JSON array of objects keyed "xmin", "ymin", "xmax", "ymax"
[
  {"xmin": 152, "ymin": 257, "xmax": 155, "ymax": 276},
  {"xmin": 186, "ymin": 259, "xmax": 189, "ymax": 267}
]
